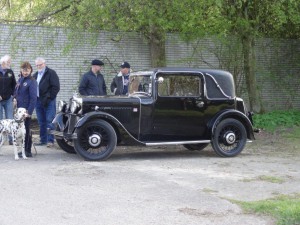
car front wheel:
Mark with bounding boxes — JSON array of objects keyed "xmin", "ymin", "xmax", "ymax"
[
  {"xmin": 211, "ymin": 118, "xmax": 247, "ymax": 157},
  {"xmin": 74, "ymin": 120, "xmax": 117, "ymax": 161}
]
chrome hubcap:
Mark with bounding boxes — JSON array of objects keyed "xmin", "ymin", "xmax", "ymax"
[
  {"xmin": 89, "ymin": 134, "xmax": 101, "ymax": 147},
  {"xmin": 224, "ymin": 132, "xmax": 236, "ymax": 145}
]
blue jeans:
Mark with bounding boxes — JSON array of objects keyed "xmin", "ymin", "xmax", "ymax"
[
  {"xmin": 35, "ymin": 97, "xmax": 56, "ymax": 144},
  {"xmin": 0, "ymin": 96, "xmax": 13, "ymax": 142},
  {"xmin": 0, "ymin": 95, "xmax": 13, "ymax": 120}
]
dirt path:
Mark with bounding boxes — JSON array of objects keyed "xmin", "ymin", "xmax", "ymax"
[{"xmin": 0, "ymin": 130, "xmax": 299, "ymax": 225}]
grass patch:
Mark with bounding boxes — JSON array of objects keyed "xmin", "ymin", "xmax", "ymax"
[
  {"xmin": 234, "ymin": 194, "xmax": 300, "ymax": 225},
  {"xmin": 240, "ymin": 175, "xmax": 285, "ymax": 184},
  {"xmin": 282, "ymin": 126, "xmax": 300, "ymax": 139},
  {"xmin": 258, "ymin": 175, "xmax": 285, "ymax": 184},
  {"xmin": 253, "ymin": 110, "xmax": 300, "ymax": 132}
]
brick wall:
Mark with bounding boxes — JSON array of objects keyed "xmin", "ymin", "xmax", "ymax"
[{"xmin": 1, "ymin": 24, "xmax": 299, "ymax": 112}]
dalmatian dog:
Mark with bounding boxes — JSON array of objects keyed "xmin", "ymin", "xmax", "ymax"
[{"xmin": 0, "ymin": 108, "xmax": 27, "ymax": 160}]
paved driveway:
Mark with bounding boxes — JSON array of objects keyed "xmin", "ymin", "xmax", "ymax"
[{"xmin": 0, "ymin": 137, "xmax": 299, "ymax": 225}]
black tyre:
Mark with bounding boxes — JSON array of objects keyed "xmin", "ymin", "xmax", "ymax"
[
  {"xmin": 56, "ymin": 138, "xmax": 76, "ymax": 154},
  {"xmin": 211, "ymin": 118, "xmax": 247, "ymax": 157},
  {"xmin": 183, "ymin": 143, "xmax": 209, "ymax": 151},
  {"xmin": 55, "ymin": 127, "xmax": 76, "ymax": 154},
  {"xmin": 74, "ymin": 120, "xmax": 117, "ymax": 161}
]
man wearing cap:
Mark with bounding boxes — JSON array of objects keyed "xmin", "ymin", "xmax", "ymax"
[
  {"xmin": 79, "ymin": 59, "xmax": 107, "ymax": 96},
  {"xmin": 110, "ymin": 61, "xmax": 131, "ymax": 95}
]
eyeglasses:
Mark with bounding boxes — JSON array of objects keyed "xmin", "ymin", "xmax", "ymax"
[{"xmin": 36, "ymin": 63, "xmax": 44, "ymax": 67}]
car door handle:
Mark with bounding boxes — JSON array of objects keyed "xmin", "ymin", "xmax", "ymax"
[{"xmin": 196, "ymin": 101, "xmax": 204, "ymax": 108}]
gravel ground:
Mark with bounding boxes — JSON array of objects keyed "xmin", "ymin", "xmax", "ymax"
[{"xmin": 0, "ymin": 130, "xmax": 299, "ymax": 225}]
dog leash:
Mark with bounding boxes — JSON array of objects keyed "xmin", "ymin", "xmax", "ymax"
[{"xmin": 32, "ymin": 143, "xmax": 38, "ymax": 156}]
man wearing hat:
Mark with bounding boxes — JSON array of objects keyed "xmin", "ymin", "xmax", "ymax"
[
  {"xmin": 79, "ymin": 59, "xmax": 107, "ymax": 96},
  {"xmin": 110, "ymin": 61, "xmax": 131, "ymax": 95}
]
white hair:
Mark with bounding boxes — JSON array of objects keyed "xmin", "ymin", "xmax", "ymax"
[
  {"xmin": 35, "ymin": 57, "xmax": 46, "ymax": 64},
  {"xmin": 0, "ymin": 55, "xmax": 11, "ymax": 64}
]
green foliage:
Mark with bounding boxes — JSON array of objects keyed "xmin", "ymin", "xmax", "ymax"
[
  {"xmin": 236, "ymin": 194, "xmax": 300, "ymax": 225},
  {"xmin": 4, "ymin": 0, "xmax": 298, "ymax": 39},
  {"xmin": 253, "ymin": 110, "xmax": 300, "ymax": 132},
  {"xmin": 1, "ymin": 0, "xmax": 300, "ymax": 88}
]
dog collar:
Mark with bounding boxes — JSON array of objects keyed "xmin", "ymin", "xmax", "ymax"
[{"xmin": 14, "ymin": 119, "xmax": 24, "ymax": 123}]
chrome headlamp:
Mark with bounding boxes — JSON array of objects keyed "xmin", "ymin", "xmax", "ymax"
[
  {"xmin": 58, "ymin": 100, "xmax": 68, "ymax": 113},
  {"xmin": 70, "ymin": 96, "xmax": 82, "ymax": 114}
]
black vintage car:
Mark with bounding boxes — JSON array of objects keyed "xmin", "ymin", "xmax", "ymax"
[{"xmin": 51, "ymin": 68, "xmax": 255, "ymax": 161}]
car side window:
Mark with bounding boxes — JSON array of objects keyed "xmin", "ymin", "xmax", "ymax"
[
  {"xmin": 158, "ymin": 74, "xmax": 201, "ymax": 97},
  {"xmin": 129, "ymin": 75, "xmax": 152, "ymax": 95}
]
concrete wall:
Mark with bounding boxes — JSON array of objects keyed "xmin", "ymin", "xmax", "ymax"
[
  {"xmin": 1, "ymin": 24, "xmax": 299, "ymax": 112},
  {"xmin": 0, "ymin": 24, "xmax": 152, "ymax": 102}
]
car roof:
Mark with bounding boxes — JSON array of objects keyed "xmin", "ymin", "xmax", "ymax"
[
  {"xmin": 131, "ymin": 67, "xmax": 236, "ymax": 99},
  {"xmin": 131, "ymin": 67, "xmax": 232, "ymax": 78}
]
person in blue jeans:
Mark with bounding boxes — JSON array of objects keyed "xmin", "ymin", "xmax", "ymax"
[
  {"xmin": 0, "ymin": 55, "xmax": 16, "ymax": 145},
  {"xmin": 15, "ymin": 61, "xmax": 37, "ymax": 157},
  {"xmin": 33, "ymin": 57, "xmax": 60, "ymax": 147}
]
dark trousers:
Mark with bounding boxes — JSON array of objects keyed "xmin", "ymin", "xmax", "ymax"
[{"xmin": 24, "ymin": 117, "xmax": 32, "ymax": 153}]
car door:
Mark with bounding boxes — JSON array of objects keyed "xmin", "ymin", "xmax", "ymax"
[{"xmin": 151, "ymin": 72, "xmax": 207, "ymax": 141}]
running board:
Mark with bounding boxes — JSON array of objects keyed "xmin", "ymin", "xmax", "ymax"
[{"xmin": 145, "ymin": 140, "xmax": 211, "ymax": 146}]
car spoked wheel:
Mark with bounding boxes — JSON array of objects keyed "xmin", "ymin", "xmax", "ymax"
[
  {"xmin": 74, "ymin": 120, "xmax": 117, "ymax": 161},
  {"xmin": 211, "ymin": 118, "xmax": 247, "ymax": 157}
]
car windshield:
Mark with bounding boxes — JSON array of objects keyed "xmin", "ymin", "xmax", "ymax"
[{"xmin": 129, "ymin": 74, "xmax": 152, "ymax": 96}]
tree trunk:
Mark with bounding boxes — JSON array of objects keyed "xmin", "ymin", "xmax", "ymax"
[
  {"xmin": 242, "ymin": 36, "xmax": 260, "ymax": 112},
  {"xmin": 149, "ymin": 25, "xmax": 166, "ymax": 67}
]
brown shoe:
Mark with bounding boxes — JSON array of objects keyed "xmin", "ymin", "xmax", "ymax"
[{"xmin": 47, "ymin": 143, "xmax": 54, "ymax": 148}]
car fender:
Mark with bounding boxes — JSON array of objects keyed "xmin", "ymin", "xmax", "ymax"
[
  {"xmin": 75, "ymin": 111, "xmax": 118, "ymax": 128},
  {"xmin": 209, "ymin": 110, "xmax": 255, "ymax": 140},
  {"xmin": 75, "ymin": 111, "xmax": 144, "ymax": 145},
  {"xmin": 52, "ymin": 112, "xmax": 65, "ymax": 131}
]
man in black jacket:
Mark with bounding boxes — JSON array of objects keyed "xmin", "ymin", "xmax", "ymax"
[
  {"xmin": 110, "ymin": 61, "xmax": 131, "ymax": 95},
  {"xmin": 33, "ymin": 57, "xmax": 60, "ymax": 147},
  {"xmin": 0, "ymin": 55, "xmax": 16, "ymax": 145},
  {"xmin": 78, "ymin": 59, "xmax": 107, "ymax": 96}
]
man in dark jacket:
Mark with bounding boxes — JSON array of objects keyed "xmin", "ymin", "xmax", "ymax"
[
  {"xmin": 78, "ymin": 59, "xmax": 107, "ymax": 96},
  {"xmin": 33, "ymin": 57, "xmax": 60, "ymax": 147},
  {"xmin": 110, "ymin": 61, "xmax": 130, "ymax": 95},
  {"xmin": 0, "ymin": 55, "xmax": 16, "ymax": 145}
]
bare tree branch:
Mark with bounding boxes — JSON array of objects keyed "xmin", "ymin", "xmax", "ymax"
[{"xmin": 1, "ymin": 3, "xmax": 73, "ymax": 24}]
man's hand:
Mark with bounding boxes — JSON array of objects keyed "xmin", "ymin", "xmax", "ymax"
[{"xmin": 13, "ymin": 98, "xmax": 17, "ymax": 108}]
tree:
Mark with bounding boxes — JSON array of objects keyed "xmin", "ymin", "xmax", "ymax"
[
  {"xmin": 219, "ymin": 0, "xmax": 300, "ymax": 112},
  {"xmin": 0, "ymin": 0, "xmax": 220, "ymax": 67},
  {"xmin": 1, "ymin": 0, "xmax": 299, "ymax": 111}
]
